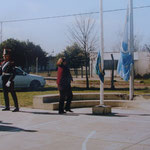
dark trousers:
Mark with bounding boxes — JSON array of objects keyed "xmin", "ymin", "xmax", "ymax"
[
  {"xmin": 2, "ymin": 80, "xmax": 19, "ymax": 109},
  {"xmin": 58, "ymin": 86, "xmax": 73, "ymax": 113}
]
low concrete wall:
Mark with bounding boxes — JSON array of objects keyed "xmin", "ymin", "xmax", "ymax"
[
  {"xmin": 43, "ymin": 100, "xmax": 133, "ymax": 110},
  {"xmin": 33, "ymin": 93, "xmax": 129, "ymax": 110},
  {"xmin": 33, "ymin": 99, "xmax": 149, "ymax": 111}
]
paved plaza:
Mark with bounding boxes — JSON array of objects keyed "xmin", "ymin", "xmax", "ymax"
[{"xmin": 0, "ymin": 104, "xmax": 150, "ymax": 150}]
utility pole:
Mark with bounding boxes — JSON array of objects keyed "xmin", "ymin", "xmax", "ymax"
[{"xmin": 129, "ymin": 0, "xmax": 134, "ymax": 100}]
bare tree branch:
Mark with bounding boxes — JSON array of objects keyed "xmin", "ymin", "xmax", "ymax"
[{"xmin": 67, "ymin": 15, "xmax": 98, "ymax": 89}]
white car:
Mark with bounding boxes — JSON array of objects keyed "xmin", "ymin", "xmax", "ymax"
[{"xmin": 0, "ymin": 67, "xmax": 46, "ymax": 90}]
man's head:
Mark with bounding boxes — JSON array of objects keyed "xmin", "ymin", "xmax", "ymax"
[
  {"xmin": 3, "ymin": 48, "xmax": 12, "ymax": 61},
  {"xmin": 57, "ymin": 57, "xmax": 67, "ymax": 66},
  {"xmin": 62, "ymin": 57, "xmax": 67, "ymax": 65}
]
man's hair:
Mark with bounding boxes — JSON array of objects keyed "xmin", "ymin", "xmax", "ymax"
[{"xmin": 56, "ymin": 57, "xmax": 66, "ymax": 66}]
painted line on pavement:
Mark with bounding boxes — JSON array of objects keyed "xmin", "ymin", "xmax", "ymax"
[{"xmin": 82, "ymin": 130, "xmax": 96, "ymax": 150}]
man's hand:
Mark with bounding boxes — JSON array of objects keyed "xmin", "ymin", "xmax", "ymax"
[{"xmin": 6, "ymin": 81, "xmax": 11, "ymax": 87}]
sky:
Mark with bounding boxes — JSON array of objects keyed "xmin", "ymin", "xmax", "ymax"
[{"xmin": 0, "ymin": 0, "xmax": 150, "ymax": 55}]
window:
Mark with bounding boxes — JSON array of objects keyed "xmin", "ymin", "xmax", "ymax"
[{"xmin": 15, "ymin": 68, "xmax": 24, "ymax": 75}]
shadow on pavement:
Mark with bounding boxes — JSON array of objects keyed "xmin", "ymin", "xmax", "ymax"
[
  {"xmin": 20, "ymin": 110, "xmax": 80, "ymax": 116},
  {"xmin": 0, "ymin": 121, "xmax": 12, "ymax": 125},
  {"xmin": 14, "ymin": 109, "xmax": 150, "ymax": 118},
  {"xmin": 20, "ymin": 110, "xmax": 129, "ymax": 117},
  {"xmin": 89, "ymin": 112, "xmax": 150, "ymax": 117},
  {"xmin": 0, "ymin": 125, "xmax": 37, "ymax": 132},
  {"xmin": 76, "ymin": 112, "xmax": 128, "ymax": 117}
]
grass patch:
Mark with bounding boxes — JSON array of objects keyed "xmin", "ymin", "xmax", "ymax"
[
  {"xmin": 0, "ymin": 78, "xmax": 150, "ymax": 108},
  {"xmin": 0, "ymin": 88, "xmax": 59, "ymax": 108},
  {"xmin": 143, "ymin": 79, "xmax": 150, "ymax": 84}
]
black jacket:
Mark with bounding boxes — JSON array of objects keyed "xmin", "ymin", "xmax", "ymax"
[{"xmin": 0, "ymin": 61, "xmax": 16, "ymax": 82}]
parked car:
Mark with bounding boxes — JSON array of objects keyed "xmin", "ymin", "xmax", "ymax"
[{"xmin": 0, "ymin": 67, "xmax": 46, "ymax": 90}]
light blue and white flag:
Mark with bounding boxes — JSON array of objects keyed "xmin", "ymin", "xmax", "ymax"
[
  {"xmin": 96, "ymin": 51, "xmax": 104, "ymax": 83},
  {"xmin": 117, "ymin": 6, "xmax": 133, "ymax": 81}
]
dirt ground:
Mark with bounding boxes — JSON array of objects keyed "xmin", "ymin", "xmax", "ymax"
[{"xmin": 46, "ymin": 77, "xmax": 150, "ymax": 90}]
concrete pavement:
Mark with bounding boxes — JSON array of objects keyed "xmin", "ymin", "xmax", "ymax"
[{"xmin": 0, "ymin": 105, "xmax": 150, "ymax": 150}]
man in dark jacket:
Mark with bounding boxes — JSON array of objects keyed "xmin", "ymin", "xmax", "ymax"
[
  {"xmin": 56, "ymin": 57, "xmax": 73, "ymax": 114},
  {"xmin": 0, "ymin": 48, "xmax": 19, "ymax": 112}
]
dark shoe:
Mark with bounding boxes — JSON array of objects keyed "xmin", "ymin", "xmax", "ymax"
[
  {"xmin": 12, "ymin": 108, "xmax": 19, "ymax": 112},
  {"xmin": 65, "ymin": 109, "xmax": 73, "ymax": 112},
  {"xmin": 59, "ymin": 111, "xmax": 66, "ymax": 114},
  {"xmin": 2, "ymin": 108, "xmax": 10, "ymax": 111}
]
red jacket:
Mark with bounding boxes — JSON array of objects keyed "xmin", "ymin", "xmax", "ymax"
[
  {"xmin": 57, "ymin": 65, "xmax": 72, "ymax": 90},
  {"xmin": 57, "ymin": 66, "xmax": 63, "ymax": 85}
]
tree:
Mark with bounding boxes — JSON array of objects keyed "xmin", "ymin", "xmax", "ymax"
[
  {"xmin": 57, "ymin": 43, "xmax": 86, "ymax": 67},
  {"xmin": 57, "ymin": 43, "xmax": 87, "ymax": 77},
  {"xmin": 0, "ymin": 38, "xmax": 48, "ymax": 71},
  {"xmin": 25, "ymin": 40, "xmax": 48, "ymax": 71},
  {"xmin": 68, "ymin": 16, "xmax": 98, "ymax": 89}
]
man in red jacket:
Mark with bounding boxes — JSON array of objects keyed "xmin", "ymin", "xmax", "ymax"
[{"xmin": 56, "ymin": 57, "xmax": 73, "ymax": 114}]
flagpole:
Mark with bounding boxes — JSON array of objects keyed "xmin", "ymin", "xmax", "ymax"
[
  {"xmin": 92, "ymin": 0, "xmax": 111, "ymax": 115},
  {"xmin": 129, "ymin": 0, "xmax": 134, "ymax": 100},
  {"xmin": 100, "ymin": 0, "xmax": 104, "ymax": 105}
]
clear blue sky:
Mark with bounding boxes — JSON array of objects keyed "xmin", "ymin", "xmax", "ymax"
[{"xmin": 0, "ymin": 0, "xmax": 150, "ymax": 55}]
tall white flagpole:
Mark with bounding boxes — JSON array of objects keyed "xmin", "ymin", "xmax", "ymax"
[
  {"xmin": 100, "ymin": 0, "xmax": 104, "ymax": 105},
  {"xmin": 93, "ymin": 0, "xmax": 111, "ymax": 114},
  {"xmin": 129, "ymin": 0, "xmax": 134, "ymax": 100}
]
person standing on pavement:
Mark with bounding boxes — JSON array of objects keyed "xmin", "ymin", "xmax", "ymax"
[
  {"xmin": 0, "ymin": 48, "xmax": 19, "ymax": 112},
  {"xmin": 56, "ymin": 57, "xmax": 73, "ymax": 114}
]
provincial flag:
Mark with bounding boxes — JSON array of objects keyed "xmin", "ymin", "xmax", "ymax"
[{"xmin": 96, "ymin": 51, "xmax": 104, "ymax": 83}]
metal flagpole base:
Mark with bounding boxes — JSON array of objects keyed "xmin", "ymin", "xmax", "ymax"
[{"xmin": 92, "ymin": 105, "xmax": 111, "ymax": 115}]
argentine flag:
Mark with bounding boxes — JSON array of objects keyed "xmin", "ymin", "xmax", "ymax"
[
  {"xmin": 96, "ymin": 51, "xmax": 104, "ymax": 83},
  {"xmin": 117, "ymin": 6, "xmax": 133, "ymax": 81}
]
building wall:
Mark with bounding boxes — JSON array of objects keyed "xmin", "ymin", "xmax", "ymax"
[
  {"xmin": 91, "ymin": 51, "xmax": 150, "ymax": 77},
  {"xmin": 134, "ymin": 52, "xmax": 150, "ymax": 75}
]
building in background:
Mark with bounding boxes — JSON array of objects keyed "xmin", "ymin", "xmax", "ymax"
[{"xmin": 90, "ymin": 51, "xmax": 150, "ymax": 78}]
